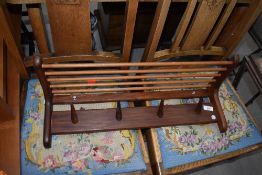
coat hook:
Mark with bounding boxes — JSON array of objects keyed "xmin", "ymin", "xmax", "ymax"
[
  {"xmin": 157, "ymin": 99, "xmax": 164, "ymax": 118},
  {"xmin": 70, "ymin": 104, "xmax": 78, "ymax": 124},
  {"xmin": 116, "ymin": 101, "xmax": 122, "ymax": 121}
]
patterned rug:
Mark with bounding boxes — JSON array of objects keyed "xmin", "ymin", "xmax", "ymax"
[
  {"xmin": 150, "ymin": 80, "xmax": 262, "ymax": 170},
  {"xmin": 21, "ymin": 79, "xmax": 147, "ymax": 175}
]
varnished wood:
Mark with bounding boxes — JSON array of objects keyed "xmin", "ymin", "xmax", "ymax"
[
  {"xmin": 53, "ymin": 89, "xmax": 210, "ymax": 104},
  {"xmin": 157, "ymin": 99, "xmax": 164, "ymax": 118},
  {"xmin": 142, "ymin": 0, "xmax": 171, "ymax": 61},
  {"xmin": 0, "ymin": 37, "xmax": 7, "ymax": 100},
  {"xmin": 42, "ymin": 60, "xmax": 232, "ymax": 68},
  {"xmin": 0, "ymin": 97, "xmax": 15, "ymax": 122},
  {"xmin": 195, "ymin": 97, "xmax": 203, "ymax": 113},
  {"xmin": 116, "ymin": 101, "xmax": 122, "ymax": 121},
  {"xmin": 121, "ymin": 0, "xmax": 138, "ymax": 62},
  {"xmin": 45, "ymin": 67, "xmax": 227, "ymax": 76},
  {"xmin": 0, "ymin": 4, "xmax": 28, "ymax": 78},
  {"xmin": 205, "ymin": 0, "xmax": 237, "ymax": 49},
  {"xmin": 52, "ymin": 84, "xmax": 211, "ymax": 94},
  {"xmin": 171, "ymin": 0, "xmax": 197, "ymax": 51},
  {"xmin": 6, "ymin": 0, "xmax": 251, "ymax": 4},
  {"xmin": 70, "ymin": 104, "xmax": 78, "ymax": 124},
  {"xmin": 27, "ymin": 4, "xmax": 49, "ymax": 53},
  {"xmin": 51, "ymin": 104, "xmax": 217, "ymax": 134},
  {"xmin": 46, "ymin": 0, "xmax": 92, "ymax": 54},
  {"xmin": 182, "ymin": 0, "xmax": 225, "ymax": 50},
  {"xmin": 47, "ymin": 73, "xmax": 221, "ymax": 82},
  {"xmin": 153, "ymin": 47, "xmax": 225, "ymax": 61},
  {"xmin": 50, "ymin": 79, "xmax": 215, "ymax": 88}
]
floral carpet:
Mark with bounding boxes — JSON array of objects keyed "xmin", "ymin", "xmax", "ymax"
[
  {"xmin": 21, "ymin": 79, "xmax": 147, "ymax": 175},
  {"xmin": 151, "ymin": 80, "xmax": 262, "ymax": 169}
]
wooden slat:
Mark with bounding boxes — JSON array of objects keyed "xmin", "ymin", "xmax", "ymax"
[
  {"xmin": 0, "ymin": 37, "xmax": 7, "ymax": 100},
  {"xmin": 121, "ymin": 0, "xmax": 138, "ymax": 62},
  {"xmin": 142, "ymin": 0, "xmax": 171, "ymax": 61},
  {"xmin": 181, "ymin": 0, "xmax": 225, "ymax": 50},
  {"xmin": 51, "ymin": 104, "xmax": 217, "ymax": 134},
  {"xmin": 27, "ymin": 4, "xmax": 49, "ymax": 53},
  {"xmin": 0, "ymin": 4, "xmax": 28, "ymax": 78},
  {"xmin": 45, "ymin": 67, "xmax": 227, "ymax": 76},
  {"xmin": 24, "ymin": 52, "xmax": 121, "ymax": 67},
  {"xmin": 47, "ymin": 73, "xmax": 221, "ymax": 82},
  {"xmin": 205, "ymin": 0, "xmax": 237, "ymax": 49},
  {"xmin": 154, "ymin": 46, "xmax": 225, "ymax": 61},
  {"xmin": 6, "ymin": 0, "xmax": 251, "ymax": 4},
  {"xmin": 46, "ymin": 0, "xmax": 92, "ymax": 54},
  {"xmin": 53, "ymin": 89, "xmax": 209, "ymax": 104},
  {"xmin": 171, "ymin": 0, "xmax": 197, "ymax": 51},
  {"xmin": 50, "ymin": 79, "xmax": 215, "ymax": 88},
  {"xmin": 52, "ymin": 84, "xmax": 211, "ymax": 94},
  {"xmin": 42, "ymin": 60, "xmax": 233, "ymax": 68}
]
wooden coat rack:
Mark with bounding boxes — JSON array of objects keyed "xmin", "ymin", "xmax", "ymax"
[{"xmin": 25, "ymin": 0, "xmax": 243, "ymax": 148}]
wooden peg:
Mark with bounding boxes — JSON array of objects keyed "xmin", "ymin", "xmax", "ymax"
[
  {"xmin": 157, "ymin": 99, "xmax": 164, "ymax": 118},
  {"xmin": 195, "ymin": 97, "xmax": 203, "ymax": 113},
  {"xmin": 70, "ymin": 104, "xmax": 78, "ymax": 124},
  {"xmin": 116, "ymin": 101, "xmax": 122, "ymax": 121}
]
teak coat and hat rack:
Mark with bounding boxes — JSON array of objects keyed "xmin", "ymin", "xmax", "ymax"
[{"xmin": 26, "ymin": 0, "xmax": 239, "ymax": 148}]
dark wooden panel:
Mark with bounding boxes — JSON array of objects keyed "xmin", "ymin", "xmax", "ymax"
[
  {"xmin": 53, "ymin": 89, "xmax": 209, "ymax": 104},
  {"xmin": 51, "ymin": 103, "xmax": 217, "ymax": 134}
]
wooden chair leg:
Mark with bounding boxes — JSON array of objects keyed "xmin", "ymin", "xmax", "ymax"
[
  {"xmin": 116, "ymin": 101, "xmax": 122, "ymax": 121},
  {"xmin": 209, "ymin": 90, "xmax": 227, "ymax": 132},
  {"xmin": 195, "ymin": 97, "xmax": 203, "ymax": 113},
  {"xmin": 70, "ymin": 104, "xmax": 78, "ymax": 124},
  {"xmin": 157, "ymin": 99, "xmax": 164, "ymax": 118},
  {"xmin": 43, "ymin": 99, "xmax": 52, "ymax": 148}
]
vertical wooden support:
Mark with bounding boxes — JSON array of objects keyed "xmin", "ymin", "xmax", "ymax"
[
  {"xmin": 142, "ymin": 0, "xmax": 171, "ymax": 62},
  {"xmin": 70, "ymin": 104, "xmax": 78, "ymax": 124},
  {"xmin": 45, "ymin": 0, "xmax": 92, "ymax": 55},
  {"xmin": 170, "ymin": 0, "xmax": 197, "ymax": 51},
  {"xmin": 121, "ymin": 0, "xmax": 138, "ymax": 62},
  {"xmin": 0, "ymin": 37, "xmax": 7, "ymax": 101},
  {"xmin": 0, "ymin": 5, "xmax": 28, "ymax": 78},
  {"xmin": 205, "ymin": 0, "xmax": 237, "ymax": 49},
  {"xmin": 116, "ymin": 101, "xmax": 122, "ymax": 121},
  {"xmin": 33, "ymin": 56, "xmax": 52, "ymax": 148},
  {"xmin": 157, "ymin": 99, "xmax": 164, "ymax": 118},
  {"xmin": 27, "ymin": 3, "xmax": 50, "ymax": 54},
  {"xmin": 182, "ymin": 0, "xmax": 225, "ymax": 50},
  {"xmin": 195, "ymin": 97, "xmax": 203, "ymax": 113}
]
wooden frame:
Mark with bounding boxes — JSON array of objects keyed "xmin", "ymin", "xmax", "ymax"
[{"xmin": 33, "ymin": 54, "xmax": 234, "ymax": 148}]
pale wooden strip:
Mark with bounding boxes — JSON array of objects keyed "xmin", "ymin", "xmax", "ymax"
[
  {"xmin": 171, "ymin": 0, "xmax": 197, "ymax": 51},
  {"xmin": 52, "ymin": 84, "xmax": 211, "ymax": 94},
  {"xmin": 142, "ymin": 0, "xmax": 171, "ymax": 62},
  {"xmin": 45, "ymin": 67, "xmax": 227, "ymax": 76},
  {"xmin": 47, "ymin": 73, "xmax": 221, "ymax": 82},
  {"xmin": 121, "ymin": 0, "xmax": 139, "ymax": 62},
  {"xmin": 205, "ymin": 0, "xmax": 237, "ymax": 49},
  {"xmin": 50, "ymin": 79, "xmax": 215, "ymax": 88},
  {"xmin": 27, "ymin": 4, "xmax": 49, "ymax": 53},
  {"xmin": 46, "ymin": 0, "xmax": 92, "ymax": 54},
  {"xmin": 42, "ymin": 60, "xmax": 232, "ymax": 68},
  {"xmin": 154, "ymin": 46, "xmax": 225, "ymax": 60},
  {"xmin": 182, "ymin": 0, "xmax": 225, "ymax": 50}
]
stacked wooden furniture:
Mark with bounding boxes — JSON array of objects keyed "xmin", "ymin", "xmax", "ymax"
[
  {"xmin": 28, "ymin": 0, "xmax": 240, "ymax": 148},
  {"xmin": 1, "ymin": 0, "xmax": 262, "ymax": 173}
]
